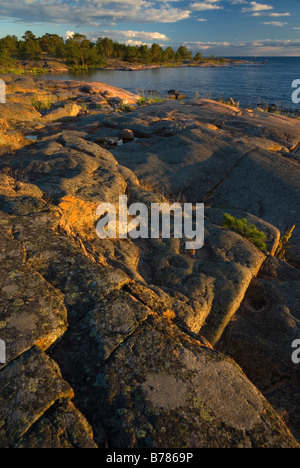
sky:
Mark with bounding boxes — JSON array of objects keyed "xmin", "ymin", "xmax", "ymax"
[{"xmin": 0, "ymin": 0, "xmax": 300, "ymax": 56}]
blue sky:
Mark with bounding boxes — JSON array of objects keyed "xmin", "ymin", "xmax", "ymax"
[{"xmin": 0, "ymin": 0, "xmax": 300, "ymax": 55}]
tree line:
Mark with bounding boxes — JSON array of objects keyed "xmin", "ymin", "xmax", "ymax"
[{"xmin": 0, "ymin": 31, "xmax": 209, "ymax": 69}]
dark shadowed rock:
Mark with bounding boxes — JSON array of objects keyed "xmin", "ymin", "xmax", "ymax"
[
  {"xmin": 0, "ymin": 347, "xmax": 73, "ymax": 448},
  {"xmin": 15, "ymin": 399, "xmax": 97, "ymax": 448},
  {"xmin": 51, "ymin": 315, "xmax": 299, "ymax": 448},
  {"xmin": 217, "ymin": 256, "xmax": 300, "ymax": 442}
]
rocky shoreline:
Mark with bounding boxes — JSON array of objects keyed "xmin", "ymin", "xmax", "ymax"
[
  {"xmin": 0, "ymin": 74, "xmax": 299, "ymax": 448},
  {"xmin": 0, "ymin": 57, "xmax": 251, "ymax": 75},
  {"xmin": 86, "ymin": 58, "xmax": 249, "ymax": 72}
]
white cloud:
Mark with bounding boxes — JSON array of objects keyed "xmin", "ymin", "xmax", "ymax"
[
  {"xmin": 263, "ymin": 21, "xmax": 288, "ymax": 27},
  {"xmin": 190, "ymin": 1, "xmax": 223, "ymax": 11},
  {"xmin": 252, "ymin": 12, "xmax": 291, "ymax": 17},
  {"xmin": 184, "ymin": 38, "xmax": 300, "ymax": 56},
  {"xmin": 0, "ymin": 0, "xmax": 191, "ymax": 25},
  {"xmin": 242, "ymin": 2, "xmax": 274, "ymax": 13},
  {"xmin": 88, "ymin": 30, "xmax": 170, "ymax": 44},
  {"xmin": 64, "ymin": 30, "xmax": 74, "ymax": 39}
]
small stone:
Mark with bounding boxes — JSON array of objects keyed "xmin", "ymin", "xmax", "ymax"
[{"xmin": 120, "ymin": 129, "xmax": 135, "ymax": 141}]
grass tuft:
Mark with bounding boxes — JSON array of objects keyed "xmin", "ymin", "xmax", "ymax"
[
  {"xmin": 223, "ymin": 213, "xmax": 267, "ymax": 252},
  {"xmin": 31, "ymin": 98, "xmax": 52, "ymax": 111},
  {"xmin": 275, "ymin": 225, "xmax": 295, "ymax": 260}
]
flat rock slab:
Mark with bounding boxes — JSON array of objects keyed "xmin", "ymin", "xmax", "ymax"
[
  {"xmin": 136, "ymin": 217, "xmax": 265, "ymax": 344},
  {"xmin": 0, "ymin": 81, "xmax": 299, "ymax": 448},
  {"xmin": 0, "ymin": 102, "xmax": 41, "ymax": 124},
  {"xmin": 51, "ymin": 290, "xmax": 153, "ymax": 369},
  {"xmin": 111, "ymin": 125, "xmax": 249, "ymax": 199},
  {"xmin": 0, "ymin": 173, "xmax": 43, "ymax": 199},
  {"xmin": 217, "ymin": 256, "xmax": 300, "ymax": 443},
  {"xmin": 15, "ymin": 399, "xmax": 97, "ymax": 448},
  {"xmin": 108, "ymin": 100, "xmax": 300, "ymax": 268},
  {"xmin": 52, "ymin": 315, "xmax": 298, "ymax": 448},
  {"xmin": 9, "ymin": 135, "xmax": 126, "ymax": 204},
  {"xmin": 215, "ymin": 108, "xmax": 300, "ymax": 149},
  {"xmin": 0, "ymin": 212, "xmax": 67, "ymax": 366},
  {"xmin": 209, "ymin": 148, "xmax": 300, "ymax": 265},
  {"xmin": 0, "ymin": 347, "xmax": 73, "ymax": 448},
  {"xmin": 134, "ymin": 99, "xmax": 239, "ymax": 123},
  {"xmin": 8, "ymin": 209, "xmax": 129, "ymax": 325}
]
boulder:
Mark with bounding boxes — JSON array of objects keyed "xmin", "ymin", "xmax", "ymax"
[
  {"xmin": 120, "ymin": 129, "xmax": 135, "ymax": 141},
  {"xmin": 43, "ymin": 101, "xmax": 79, "ymax": 122},
  {"xmin": 108, "ymin": 96, "xmax": 129, "ymax": 107},
  {"xmin": 80, "ymin": 84, "xmax": 101, "ymax": 95}
]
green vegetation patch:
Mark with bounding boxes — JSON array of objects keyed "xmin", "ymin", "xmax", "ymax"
[
  {"xmin": 223, "ymin": 213, "xmax": 267, "ymax": 252},
  {"xmin": 137, "ymin": 89, "xmax": 165, "ymax": 106},
  {"xmin": 0, "ymin": 31, "xmax": 230, "ymax": 75},
  {"xmin": 32, "ymin": 98, "xmax": 52, "ymax": 111}
]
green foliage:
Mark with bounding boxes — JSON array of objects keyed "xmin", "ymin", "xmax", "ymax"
[
  {"xmin": 138, "ymin": 45, "xmax": 153, "ymax": 64},
  {"xmin": 151, "ymin": 43, "xmax": 163, "ymax": 63},
  {"xmin": 223, "ymin": 214, "xmax": 267, "ymax": 252},
  {"xmin": 0, "ymin": 35, "xmax": 18, "ymax": 57},
  {"xmin": 0, "ymin": 68, "xmax": 48, "ymax": 75},
  {"xmin": 176, "ymin": 46, "xmax": 193, "ymax": 61},
  {"xmin": 194, "ymin": 52, "xmax": 203, "ymax": 62},
  {"xmin": 0, "ymin": 68, "xmax": 25, "ymax": 74},
  {"xmin": 19, "ymin": 31, "xmax": 42, "ymax": 60},
  {"xmin": 275, "ymin": 225, "xmax": 295, "ymax": 259},
  {"xmin": 96, "ymin": 37, "xmax": 114, "ymax": 58},
  {"xmin": 39, "ymin": 33, "xmax": 65, "ymax": 57},
  {"xmin": 31, "ymin": 98, "xmax": 52, "ymax": 111},
  {"xmin": 30, "ymin": 68, "xmax": 49, "ymax": 75},
  {"xmin": 0, "ymin": 31, "xmax": 223, "ymax": 70},
  {"xmin": 0, "ymin": 49, "xmax": 16, "ymax": 68},
  {"xmin": 65, "ymin": 33, "xmax": 104, "ymax": 68},
  {"xmin": 217, "ymin": 97, "xmax": 240, "ymax": 108},
  {"xmin": 163, "ymin": 47, "xmax": 175, "ymax": 62},
  {"xmin": 136, "ymin": 89, "xmax": 165, "ymax": 105},
  {"xmin": 120, "ymin": 104, "xmax": 132, "ymax": 113},
  {"xmin": 0, "ymin": 35, "xmax": 18, "ymax": 67},
  {"xmin": 137, "ymin": 96, "xmax": 146, "ymax": 106}
]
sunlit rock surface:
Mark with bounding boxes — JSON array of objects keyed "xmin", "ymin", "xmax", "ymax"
[{"xmin": 0, "ymin": 75, "xmax": 299, "ymax": 448}]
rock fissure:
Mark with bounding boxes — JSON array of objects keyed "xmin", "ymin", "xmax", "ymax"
[{"xmin": 0, "ymin": 75, "xmax": 299, "ymax": 448}]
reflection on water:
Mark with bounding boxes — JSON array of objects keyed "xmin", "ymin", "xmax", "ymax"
[{"xmin": 41, "ymin": 57, "xmax": 300, "ymax": 109}]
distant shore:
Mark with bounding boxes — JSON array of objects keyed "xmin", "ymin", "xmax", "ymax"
[{"xmin": 0, "ymin": 57, "xmax": 253, "ymax": 75}]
